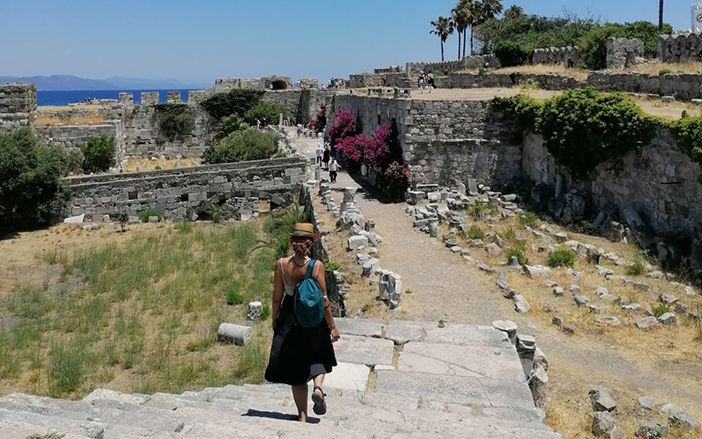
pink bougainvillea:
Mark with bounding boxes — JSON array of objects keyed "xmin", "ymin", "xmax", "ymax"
[
  {"xmin": 336, "ymin": 133, "xmax": 370, "ymax": 164},
  {"xmin": 327, "ymin": 110, "xmax": 357, "ymax": 147},
  {"xmin": 365, "ymin": 124, "xmax": 393, "ymax": 168},
  {"xmin": 307, "ymin": 103, "xmax": 326, "ymax": 132}
]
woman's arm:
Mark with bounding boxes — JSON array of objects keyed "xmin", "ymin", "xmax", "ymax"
[
  {"xmin": 314, "ymin": 261, "xmax": 340, "ymax": 342},
  {"xmin": 271, "ymin": 258, "xmax": 284, "ymax": 330}
]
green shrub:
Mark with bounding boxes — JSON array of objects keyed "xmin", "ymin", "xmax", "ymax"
[
  {"xmin": 547, "ymin": 248, "xmax": 576, "ymax": 268},
  {"xmin": 260, "ymin": 304, "xmax": 271, "ymax": 321},
  {"xmin": 652, "ymin": 303, "xmax": 670, "ymax": 318},
  {"xmin": 0, "ymin": 128, "xmax": 69, "ymax": 232},
  {"xmin": 202, "ymin": 128, "xmax": 279, "ymax": 164},
  {"xmin": 494, "ymin": 40, "xmax": 531, "ymax": 67},
  {"xmin": 66, "ymin": 147, "xmax": 84, "ymax": 174},
  {"xmin": 80, "ymin": 135, "xmax": 115, "ymax": 173},
  {"xmin": 226, "ymin": 282, "xmax": 245, "ymax": 305},
  {"xmin": 669, "ymin": 113, "xmax": 702, "ymax": 167},
  {"xmin": 492, "ymin": 95, "xmax": 543, "ymax": 133},
  {"xmin": 152, "ymin": 104, "xmax": 194, "ymax": 142},
  {"xmin": 538, "ymin": 88, "xmax": 659, "ymax": 178},
  {"xmin": 138, "ymin": 208, "xmax": 162, "ymax": 223},
  {"xmin": 244, "ymin": 101, "xmax": 286, "ymax": 126},
  {"xmin": 499, "ymin": 226, "xmax": 516, "ymax": 242},
  {"xmin": 469, "ymin": 200, "xmax": 488, "ymax": 220},
  {"xmin": 199, "ymin": 89, "xmax": 265, "ymax": 121},
  {"xmin": 625, "ymin": 258, "xmax": 645, "ymax": 276},
  {"xmin": 325, "ymin": 261, "xmax": 341, "ymax": 272},
  {"xmin": 215, "ymin": 114, "xmax": 248, "ymax": 141},
  {"xmin": 207, "ymin": 203, "xmax": 223, "ymax": 223},
  {"xmin": 506, "ymin": 247, "xmax": 528, "ymax": 265},
  {"xmin": 578, "ymin": 21, "xmax": 672, "ymax": 70},
  {"xmin": 466, "ymin": 225, "xmax": 485, "ymax": 240},
  {"xmin": 519, "ymin": 212, "xmax": 539, "ymax": 228},
  {"xmin": 264, "ymin": 207, "xmax": 309, "ymax": 258}
]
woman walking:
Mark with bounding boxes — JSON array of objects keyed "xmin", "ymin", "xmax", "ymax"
[
  {"xmin": 265, "ymin": 223, "xmax": 340, "ymax": 422},
  {"xmin": 322, "ymin": 145, "xmax": 331, "ymax": 170}
]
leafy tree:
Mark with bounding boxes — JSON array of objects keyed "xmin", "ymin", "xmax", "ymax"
[
  {"xmin": 472, "ymin": 0, "xmax": 503, "ymax": 55},
  {"xmin": 202, "ymin": 128, "xmax": 279, "ymax": 164},
  {"xmin": 0, "ymin": 128, "xmax": 69, "ymax": 232},
  {"xmin": 244, "ymin": 101, "xmax": 286, "ymax": 126},
  {"xmin": 199, "ymin": 89, "xmax": 265, "ymax": 121},
  {"xmin": 430, "ymin": 16, "xmax": 455, "ymax": 62},
  {"xmin": 80, "ymin": 135, "xmax": 115, "ymax": 173},
  {"xmin": 215, "ymin": 114, "xmax": 248, "ymax": 142},
  {"xmin": 578, "ymin": 21, "xmax": 671, "ymax": 69},
  {"xmin": 452, "ymin": 0, "xmax": 474, "ymax": 59}
]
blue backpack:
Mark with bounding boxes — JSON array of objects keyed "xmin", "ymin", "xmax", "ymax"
[{"xmin": 293, "ymin": 259, "xmax": 325, "ymax": 328}]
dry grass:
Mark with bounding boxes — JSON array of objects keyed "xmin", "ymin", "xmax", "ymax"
[
  {"xmin": 35, "ymin": 113, "xmax": 107, "ymax": 127},
  {"xmin": 492, "ymin": 64, "xmax": 590, "ymax": 81},
  {"xmin": 449, "ymin": 207, "xmax": 702, "ymax": 437},
  {"xmin": 123, "ymin": 157, "xmax": 202, "ymax": 172},
  {"xmin": 632, "ymin": 62, "xmax": 702, "ymax": 76},
  {"xmin": 0, "ymin": 220, "xmax": 282, "ymax": 399}
]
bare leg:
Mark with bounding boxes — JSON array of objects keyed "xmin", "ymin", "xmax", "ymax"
[
  {"xmin": 291, "ymin": 384, "xmax": 308, "ymax": 422},
  {"xmin": 313, "ymin": 374, "xmax": 325, "ymax": 390}
]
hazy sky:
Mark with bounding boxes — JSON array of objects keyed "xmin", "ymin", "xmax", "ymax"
[{"xmin": 0, "ymin": 0, "xmax": 693, "ymax": 84}]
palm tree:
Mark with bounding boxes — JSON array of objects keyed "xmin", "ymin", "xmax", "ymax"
[
  {"xmin": 471, "ymin": 0, "xmax": 503, "ymax": 55},
  {"xmin": 452, "ymin": 0, "xmax": 473, "ymax": 59},
  {"xmin": 430, "ymin": 16, "xmax": 455, "ymax": 62},
  {"xmin": 659, "ymin": 0, "xmax": 664, "ymax": 31}
]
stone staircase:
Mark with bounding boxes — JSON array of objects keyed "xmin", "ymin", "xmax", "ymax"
[{"xmin": 0, "ymin": 319, "xmax": 561, "ymax": 438}]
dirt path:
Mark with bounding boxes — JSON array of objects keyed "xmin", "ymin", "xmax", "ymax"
[{"xmin": 295, "ymin": 131, "xmax": 701, "ymax": 436}]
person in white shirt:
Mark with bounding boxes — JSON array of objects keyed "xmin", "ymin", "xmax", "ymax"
[
  {"xmin": 315, "ymin": 144, "xmax": 323, "ymax": 166},
  {"xmin": 328, "ymin": 159, "xmax": 338, "ymax": 183}
]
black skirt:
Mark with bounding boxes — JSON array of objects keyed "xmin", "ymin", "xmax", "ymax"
[{"xmin": 265, "ymin": 295, "xmax": 337, "ymax": 385}]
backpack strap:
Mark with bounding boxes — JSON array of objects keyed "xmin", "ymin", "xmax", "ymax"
[{"xmin": 305, "ymin": 259, "xmax": 316, "ymax": 279}]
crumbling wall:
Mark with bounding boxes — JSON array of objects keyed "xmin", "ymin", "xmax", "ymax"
[
  {"xmin": 606, "ymin": 37, "xmax": 644, "ymax": 70},
  {"xmin": 659, "ymin": 32, "xmax": 702, "ymax": 63},
  {"xmin": 531, "ymin": 47, "xmax": 581, "ymax": 68},
  {"xmin": 406, "ymin": 56, "xmax": 499, "ymax": 75},
  {"xmin": 64, "ymin": 157, "xmax": 307, "ymax": 221},
  {"xmin": 0, "ymin": 83, "xmax": 36, "ymax": 131}
]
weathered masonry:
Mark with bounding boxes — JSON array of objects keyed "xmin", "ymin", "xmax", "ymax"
[
  {"xmin": 64, "ymin": 157, "xmax": 307, "ymax": 221},
  {"xmin": 0, "ymin": 83, "xmax": 36, "ymax": 131}
]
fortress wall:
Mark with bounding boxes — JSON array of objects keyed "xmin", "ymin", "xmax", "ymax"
[
  {"xmin": 64, "ymin": 157, "xmax": 307, "ymax": 221},
  {"xmin": 0, "ymin": 83, "xmax": 36, "ymax": 131}
]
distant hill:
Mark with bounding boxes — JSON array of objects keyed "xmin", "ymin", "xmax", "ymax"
[{"xmin": 0, "ymin": 74, "xmax": 207, "ymax": 91}]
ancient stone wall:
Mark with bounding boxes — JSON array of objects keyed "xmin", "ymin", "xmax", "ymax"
[
  {"xmin": 348, "ymin": 73, "xmax": 410, "ymax": 89},
  {"xmin": 586, "ymin": 72, "xmax": 702, "ymax": 100},
  {"xmin": 406, "ymin": 56, "xmax": 499, "ymax": 75},
  {"xmin": 521, "ymin": 132, "xmax": 702, "ymax": 241},
  {"xmin": 532, "ymin": 47, "xmax": 581, "ymax": 68},
  {"xmin": 64, "ymin": 157, "xmax": 307, "ymax": 221},
  {"xmin": 606, "ymin": 37, "xmax": 644, "ymax": 70},
  {"xmin": 448, "ymin": 72, "xmax": 584, "ymax": 90},
  {"xmin": 261, "ymin": 90, "xmax": 302, "ymax": 123},
  {"xmin": 35, "ymin": 124, "xmax": 117, "ymax": 149},
  {"xmin": 121, "ymin": 102, "xmax": 214, "ymax": 159},
  {"xmin": 659, "ymin": 32, "xmax": 702, "ymax": 63},
  {"xmin": 213, "ymin": 76, "xmax": 294, "ymax": 91},
  {"xmin": 0, "ymin": 83, "xmax": 36, "ymax": 131},
  {"xmin": 327, "ymin": 95, "xmax": 520, "ymax": 188}
]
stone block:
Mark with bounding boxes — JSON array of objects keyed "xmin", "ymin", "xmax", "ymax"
[{"xmin": 332, "ymin": 335, "xmax": 394, "ymax": 366}]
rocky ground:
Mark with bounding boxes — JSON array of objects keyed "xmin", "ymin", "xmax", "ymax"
[{"xmin": 295, "ymin": 132, "xmax": 702, "ymax": 438}]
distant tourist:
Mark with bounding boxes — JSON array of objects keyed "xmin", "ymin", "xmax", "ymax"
[
  {"xmin": 427, "ymin": 72, "xmax": 435, "ymax": 92},
  {"xmin": 418, "ymin": 72, "xmax": 426, "ymax": 92},
  {"xmin": 297, "ymin": 123, "xmax": 304, "ymax": 138},
  {"xmin": 256, "ymin": 118, "xmax": 261, "ymax": 129},
  {"xmin": 265, "ymin": 223, "xmax": 340, "ymax": 423},
  {"xmin": 328, "ymin": 158, "xmax": 338, "ymax": 183},
  {"xmin": 322, "ymin": 145, "xmax": 330, "ymax": 170},
  {"xmin": 315, "ymin": 143, "xmax": 324, "ymax": 166}
]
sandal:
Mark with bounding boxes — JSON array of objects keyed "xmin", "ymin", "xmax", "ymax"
[{"xmin": 312, "ymin": 386, "xmax": 327, "ymax": 415}]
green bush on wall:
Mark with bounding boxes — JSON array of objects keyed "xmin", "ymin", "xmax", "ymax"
[
  {"xmin": 244, "ymin": 101, "xmax": 287, "ymax": 126},
  {"xmin": 80, "ymin": 135, "xmax": 115, "ymax": 173},
  {"xmin": 669, "ymin": 113, "xmax": 702, "ymax": 167},
  {"xmin": 199, "ymin": 89, "xmax": 265, "ymax": 121},
  {"xmin": 202, "ymin": 128, "xmax": 279, "ymax": 164},
  {"xmin": 152, "ymin": 104, "xmax": 195, "ymax": 143},
  {"xmin": 493, "ymin": 89, "xmax": 659, "ymax": 178}
]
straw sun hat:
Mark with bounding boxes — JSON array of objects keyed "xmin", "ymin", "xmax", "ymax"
[{"xmin": 290, "ymin": 223, "xmax": 316, "ymax": 240}]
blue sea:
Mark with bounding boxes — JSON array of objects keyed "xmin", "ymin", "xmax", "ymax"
[{"xmin": 37, "ymin": 89, "xmax": 196, "ymax": 106}]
